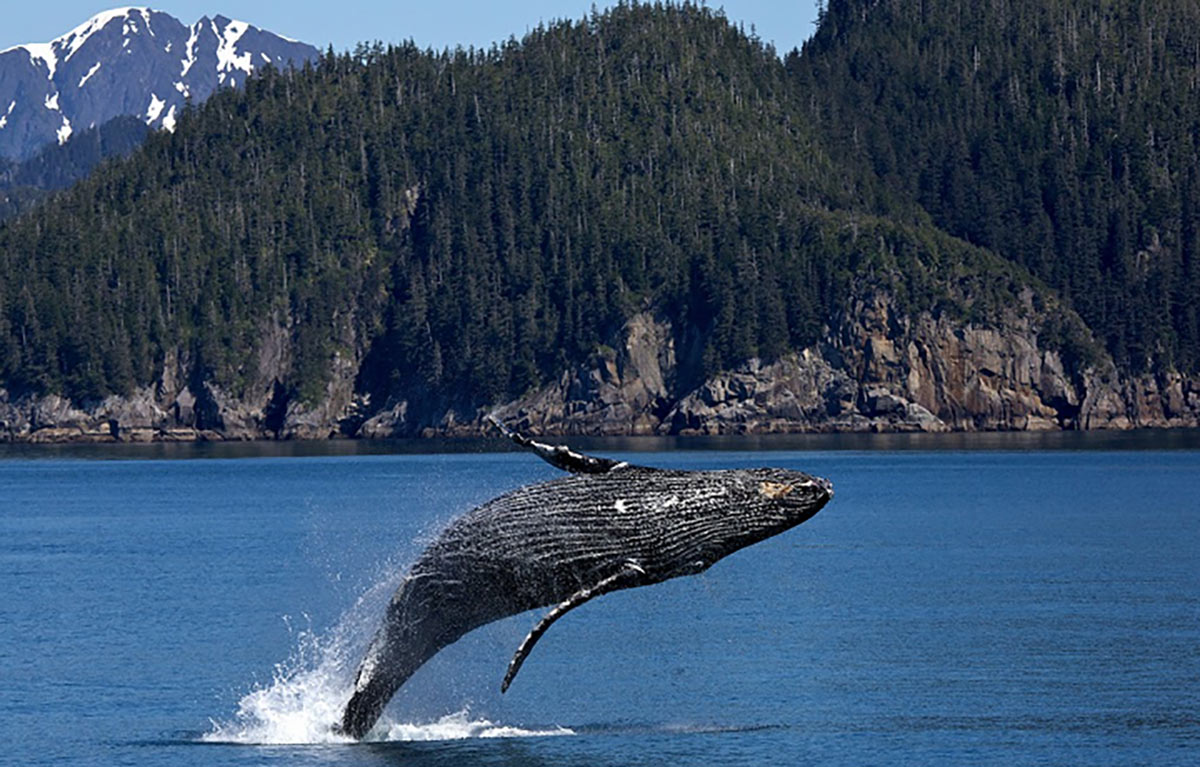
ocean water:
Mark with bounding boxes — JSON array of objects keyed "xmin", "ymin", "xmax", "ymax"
[{"xmin": 1, "ymin": 436, "xmax": 1198, "ymax": 766}]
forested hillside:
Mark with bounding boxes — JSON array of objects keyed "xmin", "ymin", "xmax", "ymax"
[
  {"xmin": 0, "ymin": 2, "xmax": 1194, "ymax": 440},
  {"xmin": 0, "ymin": 4, "xmax": 878, "ymax": 406},
  {"xmin": 790, "ymin": 0, "xmax": 1200, "ymax": 374}
]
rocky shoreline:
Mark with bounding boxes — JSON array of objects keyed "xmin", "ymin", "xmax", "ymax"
[{"xmin": 3, "ymin": 286, "xmax": 1198, "ymax": 444}]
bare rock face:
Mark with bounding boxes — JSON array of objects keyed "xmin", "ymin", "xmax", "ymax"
[
  {"xmin": 12, "ymin": 394, "xmax": 113, "ymax": 442},
  {"xmin": 821, "ymin": 287, "xmax": 1068, "ymax": 432},
  {"xmin": 358, "ymin": 398, "xmax": 409, "ymax": 439},
  {"xmin": 3, "ymin": 282, "xmax": 1199, "ymax": 442},
  {"xmin": 280, "ymin": 349, "xmax": 361, "ymax": 440},
  {"xmin": 472, "ymin": 287, "xmax": 1200, "ymax": 436},
  {"xmin": 0, "ymin": 314, "xmax": 366, "ymax": 443},
  {"xmin": 490, "ymin": 312, "xmax": 676, "ymax": 436},
  {"xmin": 1118, "ymin": 372, "xmax": 1200, "ymax": 429},
  {"xmin": 663, "ymin": 353, "xmax": 871, "ymax": 434}
]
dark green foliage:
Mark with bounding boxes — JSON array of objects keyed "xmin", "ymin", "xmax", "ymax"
[
  {"xmin": 0, "ymin": 3, "xmax": 832, "ymax": 407},
  {"xmin": 0, "ymin": 2, "xmax": 1094, "ymax": 412},
  {"xmin": 790, "ymin": 0, "xmax": 1200, "ymax": 373}
]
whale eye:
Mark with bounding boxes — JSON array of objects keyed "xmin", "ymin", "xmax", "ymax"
[{"xmin": 759, "ymin": 481, "xmax": 794, "ymax": 500}]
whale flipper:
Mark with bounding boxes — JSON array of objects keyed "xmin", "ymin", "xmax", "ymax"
[
  {"xmin": 488, "ymin": 415, "xmax": 629, "ymax": 474},
  {"xmin": 501, "ymin": 561, "xmax": 647, "ymax": 692}
]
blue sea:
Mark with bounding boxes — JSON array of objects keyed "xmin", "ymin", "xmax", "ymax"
[{"xmin": 1, "ymin": 433, "xmax": 1198, "ymax": 766}]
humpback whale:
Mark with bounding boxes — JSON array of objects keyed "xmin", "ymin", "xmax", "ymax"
[{"xmin": 339, "ymin": 419, "xmax": 833, "ymax": 739}]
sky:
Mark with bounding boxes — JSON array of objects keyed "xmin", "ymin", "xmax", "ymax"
[{"xmin": 0, "ymin": 1, "xmax": 823, "ymax": 57}]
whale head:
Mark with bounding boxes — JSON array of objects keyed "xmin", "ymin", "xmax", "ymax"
[
  {"xmin": 651, "ymin": 466, "xmax": 833, "ymax": 579},
  {"xmin": 753, "ymin": 467, "xmax": 834, "ymax": 524}
]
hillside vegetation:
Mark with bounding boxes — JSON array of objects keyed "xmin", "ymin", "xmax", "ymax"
[
  {"xmin": 0, "ymin": 3, "xmax": 1044, "ymax": 411},
  {"xmin": 0, "ymin": 116, "xmax": 151, "ymax": 220},
  {"xmin": 0, "ymin": 1, "xmax": 1184, "ymax": 435},
  {"xmin": 791, "ymin": 0, "xmax": 1200, "ymax": 373}
]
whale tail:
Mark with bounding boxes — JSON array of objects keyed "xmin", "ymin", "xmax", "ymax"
[
  {"xmin": 340, "ymin": 630, "xmax": 423, "ymax": 739},
  {"xmin": 339, "ymin": 580, "xmax": 475, "ymax": 739},
  {"xmin": 340, "ymin": 676, "xmax": 393, "ymax": 740},
  {"xmin": 339, "ymin": 612, "xmax": 423, "ymax": 739}
]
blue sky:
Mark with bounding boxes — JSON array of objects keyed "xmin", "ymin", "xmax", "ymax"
[{"xmin": 1, "ymin": 2, "xmax": 822, "ymax": 56}]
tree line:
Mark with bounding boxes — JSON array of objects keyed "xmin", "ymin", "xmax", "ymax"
[
  {"xmin": 0, "ymin": 2, "xmax": 1134, "ymax": 415},
  {"xmin": 791, "ymin": 0, "xmax": 1200, "ymax": 374}
]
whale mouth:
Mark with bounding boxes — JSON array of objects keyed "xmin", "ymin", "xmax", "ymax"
[{"xmin": 818, "ymin": 477, "xmax": 834, "ymax": 499}]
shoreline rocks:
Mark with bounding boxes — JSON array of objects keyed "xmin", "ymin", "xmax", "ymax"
[{"xmin": 3, "ymin": 288, "xmax": 1199, "ymax": 443}]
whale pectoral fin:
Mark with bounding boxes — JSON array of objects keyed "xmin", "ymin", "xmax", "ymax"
[
  {"xmin": 501, "ymin": 562, "xmax": 647, "ymax": 692},
  {"xmin": 488, "ymin": 415, "xmax": 628, "ymax": 474}
]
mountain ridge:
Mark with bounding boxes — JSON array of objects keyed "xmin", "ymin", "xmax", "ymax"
[{"xmin": 0, "ymin": 6, "xmax": 318, "ymax": 161}]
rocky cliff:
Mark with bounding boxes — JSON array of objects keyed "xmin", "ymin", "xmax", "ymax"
[
  {"xmin": 481, "ymin": 286, "xmax": 1200, "ymax": 436},
  {"xmin": 3, "ymin": 280, "xmax": 1197, "ymax": 443}
]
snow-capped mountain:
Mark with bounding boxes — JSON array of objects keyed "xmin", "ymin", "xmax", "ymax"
[{"xmin": 0, "ymin": 7, "xmax": 319, "ymax": 161}]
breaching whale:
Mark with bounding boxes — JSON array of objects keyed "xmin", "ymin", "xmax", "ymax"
[{"xmin": 339, "ymin": 418, "xmax": 833, "ymax": 738}]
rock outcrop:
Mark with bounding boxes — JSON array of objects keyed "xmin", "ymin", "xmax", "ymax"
[
  {"xmin": 0, "ymin": 314, "xmax": 364, "ymax": 442},
  {"xmin": 2, "ymin": 283, "xmax": 1199, "ymax": 443},
  {"xmin": 463, "ymin": 283, "xmax": 1199, "ymax": 436}
]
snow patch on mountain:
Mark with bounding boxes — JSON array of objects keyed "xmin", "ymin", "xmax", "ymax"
[
  {"xmin": 79, "ymin": 61, "xmax": 102, "ymax": 88},
  {"xmin": 61, "ymin": 7, "xmax": 147, "ymax": 61},
  {"xmin": 0, "ymin": 7, "xmax": 318, "ymax": 160},
  {"xmin": 17, "ymin": 42, "xmax": 58, "ymax": 78},
  {"xmin": 216, "ymin": 19, "xmax": 253, "ymax": 76},
  {"xmin": 180, "ymin": 21, "xmax": 201, "ymax": 77},
  {"xmin": 145, "ymin": 93, "xmax": 165, "ymax": 123}
]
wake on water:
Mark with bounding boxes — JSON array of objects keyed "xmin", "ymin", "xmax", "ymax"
[{"xmin": 202, "ymin": 564, "xmax": 572, "ymax": 745}]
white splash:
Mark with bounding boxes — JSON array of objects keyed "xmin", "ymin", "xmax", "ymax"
[
  {"xmin": 203, "ymin": 566, "xmax": 572, "ymax": 745},
  {"xmin": 381, "ymin": 710, "xmax": 573, "ymax": 742},
  {"xmin": 202, "ymin": 643, "xmax": 356, "ymax": 745}
]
